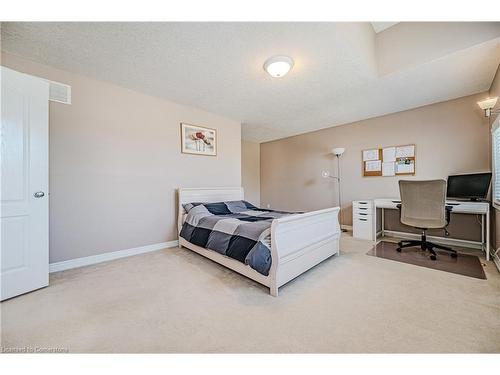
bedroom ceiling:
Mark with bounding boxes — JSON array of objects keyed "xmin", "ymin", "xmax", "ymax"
[
  {"xmin": 371, "ymin": 22, "xmax": 399, "ymax": 33},
  {"xmin": 2, "ymin": 22, "xmax": 500, "ymax": 142}
]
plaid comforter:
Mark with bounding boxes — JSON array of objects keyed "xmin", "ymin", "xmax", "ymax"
[{"xmin": 179, "ymin": 200, "xmax": 295, "ymax": 276}]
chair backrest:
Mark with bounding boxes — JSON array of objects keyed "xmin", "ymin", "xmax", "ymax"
[{"xmin": 398, "ymin": 179, "xmax": 446, "ymax": 227}]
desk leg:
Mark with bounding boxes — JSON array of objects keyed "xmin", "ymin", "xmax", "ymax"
[
  {"xmin": 372, "ymin": 207, "xmax": 377, "ymax": 242},
  {"xmin": 481, "ymin": 215, "xmax": 485, "ymax": 251},
  {"xmin": 486, "ymin": 210, "xmax": 490, "ymax": 262},
  {"xmin": 381, "ymin": 208, "xmax": 384, "ymax": 239}
]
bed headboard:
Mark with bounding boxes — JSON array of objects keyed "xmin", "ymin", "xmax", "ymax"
[{"xmin": 177, "ymin": 187, "xmax": 244, "ymax": 233}]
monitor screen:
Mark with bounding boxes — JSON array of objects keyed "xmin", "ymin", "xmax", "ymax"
[{"xmin": 446, "ymin": 173, "xmax": 492, "ymax": 200}]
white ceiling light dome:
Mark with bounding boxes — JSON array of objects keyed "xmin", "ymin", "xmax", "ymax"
[{"xmin": 263, "ymin": 55, "xmax": 294, "ymax": 78}]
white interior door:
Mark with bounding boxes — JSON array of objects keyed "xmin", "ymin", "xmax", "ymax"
[{"xmin": 1, "ymin": 67, "xmax": 49, "ymax": 301}]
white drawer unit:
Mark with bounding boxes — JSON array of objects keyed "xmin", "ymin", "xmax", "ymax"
[
  {"xmin": 353, "ymin": 200, "xmax": 374, "ymax": 216},
  {"xmin": 352, "ymin": 200, "xmax": 374, "ymax": 240}
]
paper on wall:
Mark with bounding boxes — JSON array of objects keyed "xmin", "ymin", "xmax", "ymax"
[
  {"xmin": 382, "ymin": 162, "xmax": 395, "ymax": 176},
  {"xmin": 396, "ymin": 159, "xmax": 415, "ymax": 174},
  {"xmin": 363, "ymin": 149, "xmax": 379, "ymax": 161},
  {"xmin": 395, "ymin": 145, "xmax": 415, "ymax": 158},
  {"xmin": 365, "ymin": 160, "xmax": 382, "ymax": 172},
  {"xmin": 382, "ymin": 147, "xmax": 396, "ymax": 162}
]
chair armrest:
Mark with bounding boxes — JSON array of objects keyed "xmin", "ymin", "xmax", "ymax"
[
  {"xmin": 396, "ymin": 203, "xmax": 402, "ymax": 222},
  {"xmin": 445, "ymin": 205, "xmax": 452, "ymax": 225}
]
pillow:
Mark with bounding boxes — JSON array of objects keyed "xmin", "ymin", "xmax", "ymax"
[
  {"xmin": 243, "ymin": 200, "xmax": 258, "ymax": 209},
  {"xmin": 206, "ymin": 200, "xmax": 260, "ymax": 214},
  {"xmin": 203, "ymin": 202, "xmax": 232, "ymax": 215},
  {"xmin": 224, "ymin": 200, "xmax": 248, "ymax": 213},
  {"xmin": 182, "ymin": 202, "xmax": 204, "ymax": 213},
  {"xmin": 183, "ymin": 200, "xmax": 260, "ymax": 215}
]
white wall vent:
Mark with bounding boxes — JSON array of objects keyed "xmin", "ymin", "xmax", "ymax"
[{"xmin": 47, "ymin": 80, "xmax": 71, "ymax": 104}]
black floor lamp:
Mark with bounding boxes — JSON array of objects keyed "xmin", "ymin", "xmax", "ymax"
[{"xmin": 321, "ymin": 147, "xmax": 346, "ymax": 232}]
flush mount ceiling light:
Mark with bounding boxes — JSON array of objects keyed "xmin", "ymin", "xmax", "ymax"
[{"xmin": 263, "ymin": 55, "xmax": 294, "ymax": 78}]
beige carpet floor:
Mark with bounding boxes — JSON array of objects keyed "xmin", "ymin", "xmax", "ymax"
[{"xmin": 1, "ymin": 234, "xmax": 499, "ymax": 353}]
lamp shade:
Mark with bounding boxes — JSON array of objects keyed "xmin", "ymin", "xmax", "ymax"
[
  {"xmin": 478, "ymin": 97, "xmax": 498, "ymax": 110},
  {"xmin": 331, "ymin": 147, "xmax": 345, "ymax": 156}
]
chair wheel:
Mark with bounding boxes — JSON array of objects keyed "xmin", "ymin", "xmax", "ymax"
[
  {"xmin": 450, "ymin": 253, "xmax": 458, "ymax": 258},
  {"xmin": 430, "ymin": 255, "xmax": 437, "ymax": 261},
  {"xmin": 396, "ymin": 248, "xmax": 402, "ymax": 252}
]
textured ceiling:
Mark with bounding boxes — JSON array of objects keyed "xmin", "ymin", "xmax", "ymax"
[
  {"xmin": 2, "ymin": 22, "xmax": 500, "ymax": 142},
  {"xmin": 371, "ymin": 22, "xmax": 399, "ymax": 33}
]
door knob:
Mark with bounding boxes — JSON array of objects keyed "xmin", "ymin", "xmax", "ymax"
[{"xmin": 34, "ymin": 191, "xmax": 45, "ymax": 198}]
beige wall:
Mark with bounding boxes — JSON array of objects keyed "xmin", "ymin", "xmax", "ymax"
[
  {"xmin": 489, "ymin": 64, "xmax": 500, "ymax": 251},
  {"xmin": 490, "ymin": 65, "xmax": 500, "ymax": 116},
  {"xmin": 261, "ymin": 93, "xmax": 491, "ymax": 239},
  {"xmin": 241, "ymin": 140, "xmax": 260, "ymax": 206},
  {"xmin": 2, "ymin": 52, "xmax": 241, "ymax": 263}
]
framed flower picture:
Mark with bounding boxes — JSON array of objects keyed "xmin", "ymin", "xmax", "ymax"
[{"xmin": 180, "ymin": 123, "xmax": 217, "ymax": 156}]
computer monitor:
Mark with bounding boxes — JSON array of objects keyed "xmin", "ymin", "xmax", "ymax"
[{"xmin": 446, "ymin": 173, "xmax": 492, "ymax": 201}]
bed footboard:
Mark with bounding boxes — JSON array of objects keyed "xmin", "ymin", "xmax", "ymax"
[{"xmin": 268, "ymin": 207, "xmax": 341, "ymax": 296}]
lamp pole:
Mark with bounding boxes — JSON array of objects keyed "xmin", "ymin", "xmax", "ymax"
[
  {"xmin": 336, "ymin": 153, "xmax": 346, "ymax": 232},
  {"xmin": 322, "ymin": 147, "xmax": 346, "ymax": 232}
]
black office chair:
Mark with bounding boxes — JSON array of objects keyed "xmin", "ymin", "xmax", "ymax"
[{"xmin": 396, "ymin": 180, "xmax": 457, "ymax": 261}]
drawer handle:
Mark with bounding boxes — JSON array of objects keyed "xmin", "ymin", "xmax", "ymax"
[
  {"xmin": 358, "ymin": 218, "xmax": 367, "ymax": 221},
  {"xmin": 358, "ymin": 213, "xmax": 367, "ymax": 216},
  {"xmin": 358, "ymin": 207, "xmax": 367, "ymax": 210},
  {"xmin": 358, "ymin": 202, "xmax": 368, "ymax": 204}
]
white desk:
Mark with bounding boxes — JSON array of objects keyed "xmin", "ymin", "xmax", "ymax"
[{"xmin": 372, "ymin": 198, "xmax": 490, "ymax": 261}]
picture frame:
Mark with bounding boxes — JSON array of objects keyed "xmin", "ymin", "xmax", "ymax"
[{"xmin": 180, "ymin": 122, "xmax": 217, "ymax": 156}]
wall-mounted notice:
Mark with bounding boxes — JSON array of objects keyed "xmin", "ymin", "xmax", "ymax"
[
  {"xmin": 362, "ymin": 143, "xmax": 415, "ymax": 177},
  {"xmin": 396, "ymin": 158, "xmax": 415, "ymax": 174},
  {"xmin": 362, "ymin": 149, "xmax": 379, "ymax": 161},
  {"xmin": 382, "ymin": 147, "xmax": 396, "ymax": 162},
  {"xmin": 382, "ymin": 161, "xmax": 395, "ymax": 176},
  {"xmin": 365, "ymin": 160, "xmax": 382, "ymax": 172},
  {"xmin": 395, "ymin": 145, "xmax": 415, "ymax": 158}
]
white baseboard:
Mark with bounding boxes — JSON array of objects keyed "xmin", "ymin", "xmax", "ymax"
[
  {"xmin": 49, "ymin": 240, "xmax": 179, "ymax": 273},
  {"xmin": 494, "ymin": 256, "xmax": 500, "ymax": 272},
  {"xmin": 493, "ymin": 248, "xmax": 500, "ymax": 272}
]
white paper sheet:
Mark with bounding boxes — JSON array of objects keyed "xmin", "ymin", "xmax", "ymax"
[
  {"xmin": 382, "ymin": 147, "xmax": 396, "ymax": 162},
  {"xmin": 382, "ymin": 162, "xmax": 395, "ymax": 176},
  {"xmin": 395, "ymin": 145, "xmax": 415, "ymax": 158},
  {"xmin": 396, "ymin": 160, "xmax": 415, "ymax": 174},
  {"xmin": 363, "ymin": 149, "xmax": 379, "ymax": 161},
  {"xmin": 365, "ymin": 160, "xmax": 382, "ymax": 172}
]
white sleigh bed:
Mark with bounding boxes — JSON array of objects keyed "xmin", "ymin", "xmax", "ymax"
[{"xmin": 177, "ymin": 187, "xmax": 341, "ymax": 297}]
